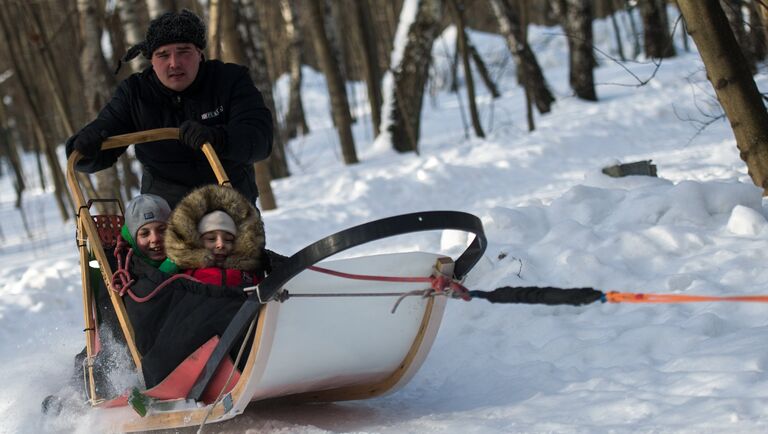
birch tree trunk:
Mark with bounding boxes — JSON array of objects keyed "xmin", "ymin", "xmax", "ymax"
[
  {"xmin": 677, "ymin": 0, "xmax": 768, "ymax": 193},
  {"xmin": 279, "ymin": 0, "xmax": 309, "ymax": 139},
  {"xmin": 117, "ymin": 0, "xmax": 149, "ymax": 73},
  {"xmin": 306, "ymin": 0, "xmax": 358, "ymax": 164},
  {"xmin": 77, "ymin": 0, "xmax": 123, "ymax": 212},
  {"xmin": 114, "ymin": 0, "xmax": 147, "ymax": 197},
  {"xmin": 488, "ymin": 0, "xmax": 555, "ymax": 113},
  {"xmin": 385, "ymin": 0, "xmax": 443, "ymax": 153}
]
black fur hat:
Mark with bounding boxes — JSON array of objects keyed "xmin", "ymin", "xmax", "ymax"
[{"xmin": 116, "ymin": 9, "xmax": 206, "ymax": 73}]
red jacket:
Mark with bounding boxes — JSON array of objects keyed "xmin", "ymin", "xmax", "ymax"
[{"xmin": 186, "ymin": 267, "xmax": 263, "ymax": 287}]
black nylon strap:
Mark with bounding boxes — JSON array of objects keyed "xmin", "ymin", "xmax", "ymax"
[
  {"xmin": 188, "ymin": 210, "xmax": 487, "ymax": 401},
  {"xmin": 469, "ymin": 286, "xmax": 604, "ymax": 306}
]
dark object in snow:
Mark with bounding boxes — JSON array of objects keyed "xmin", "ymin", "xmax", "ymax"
[
  {"xmin": 602, "ymin": 160, "xmax": 657, "ymax": 178},
  {"xmin": 41, "ymin": 394, "xmax": 64, "ymax": 416}
]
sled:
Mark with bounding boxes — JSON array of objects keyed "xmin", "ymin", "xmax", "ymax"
[{"xmin": 66, "ymin": 129, "xmax": 486, "ymax": 432}]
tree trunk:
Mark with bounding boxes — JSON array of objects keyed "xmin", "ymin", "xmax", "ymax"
[
  {"xmin": 349, "ymin": 0, "xmax": 383, "ymax": 136},
  {"xmin": 220, "ymin": 0, "xmax": 278, "ymax": 210},
  {"xmin": 449, "ymin": 0, "xmax": 484, "ymax": 138},
  {"xmin": 253, "ymin": 161, "xmax": 276, "ymax": 211},
  {"xmin": 558, "ymin": 0, "xmax": 598, "ymax": 101},
  {"xmin": 0, "ymin": 4, "xmax": 72, "ymax": 220},
  {"xmin": 146, "ymin": 0, "xmax": 172, "ymax": 19},
  {"xmin": 117, "ymin": 0, "xmax": 150, "ymax": 73},
  {"xmin": 0, "ymin": 99, "xmax": 25, "ymax": 208},
  {"xmin": 623, "ymin": 0, "xmax": 642, "ymax": 59},
  {"xmin": 323, "ymin": 0, "xmax": 348, "ymax": 82},
  {"xmin": 114, "ymin": 0, "xmax": 145, "ymax": 196},
  {"xmin": 208, "ymin": 0, "xmax": 222, "ymax": 59},
  {"xmin": 77, "ymin": 0, "xmax": 123, "ymax": 213},
  {"xmin": 639, "ymin": 0, "xmax": 676, "ymax": 58},
  {"xmin": 21, "ymin": 2, "xmax": 77, "ymax": 136},
  {"xmin": 278, "ymin": 0, "xmax": 309, "ymax": 139},
  {"xmin": 747, "ymin": 0, "xmax": 767, "ymax": 61},
  {"xmin": 236, "ymin": 0, "xmax": 290, "ymax": 180},
  {"xmin": 677, "ymin": 0, "xmax": 768, "ymax": 194},
  {"xmin": 520, "ymin": 0, "xmax": 535, "ymax": 131},
  {"xmin": 384, "ymin": 0, "xmax": 443, "ymax": 153},
  {"xmin": 488, "ymin": 0, "xmax": 555, "ymax": 113},
  {"xmin": 721, "ymin": 0, "xmax": 757, "ymax": 73},
  {"xmin": 306, "ymin": 0, "xmax": 358, "ymax": 163},
  {"xmin": 608, "ymin": 1, "xmax": 627, "ymax": 61},
  {"xmin": 468, "ymin": 40, "xmax": 501, "ymax": 99}
]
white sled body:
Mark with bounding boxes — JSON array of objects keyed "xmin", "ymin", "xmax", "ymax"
[{"xmin": 98, "ymin": 251, "xmax": 449, "ymax": 432}]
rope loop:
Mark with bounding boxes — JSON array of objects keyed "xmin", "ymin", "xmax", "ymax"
[
  {"xmin": 110, "ymin": 237, "xmax": 135, "ymax": 296},
  {"xmin": 429, "ymin": 274, "xmax": 471, "ymax": 301},
  {"xmin": 108, "ymin": 236, "xmax": 202, "ymax": 303}
]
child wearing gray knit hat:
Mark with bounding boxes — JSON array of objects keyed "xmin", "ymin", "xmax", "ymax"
[{"xmin": 122, "ymin": 194, "xmax": 172, "ymax": 265}]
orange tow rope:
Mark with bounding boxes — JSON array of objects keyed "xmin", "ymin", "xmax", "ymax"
[{"xmin": 605, "ymin": 292, "xmax": 768, "ymax": 304}]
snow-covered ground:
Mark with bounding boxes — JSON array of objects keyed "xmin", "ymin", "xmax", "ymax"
[{"xmin": 3, "ymin": 11, "xmax": 768, "ymax": 434}]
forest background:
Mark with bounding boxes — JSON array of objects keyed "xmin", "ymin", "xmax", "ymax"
[{"xmin": 0, "ymin": 0, "xmax": 765, "ymax": 227}]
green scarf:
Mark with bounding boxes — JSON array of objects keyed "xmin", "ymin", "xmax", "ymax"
[{"xmin": 120, "ymin": 225, "xmax": 179, "ymax": 274}]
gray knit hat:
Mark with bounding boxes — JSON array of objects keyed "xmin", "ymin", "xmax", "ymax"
[
  {"xmin": 124, "ymin": 194, "xmax": 171, "ymax": 240},
  {"xmin": 116, "ymin": 9, "xmax": 206, "ymax": 73}
]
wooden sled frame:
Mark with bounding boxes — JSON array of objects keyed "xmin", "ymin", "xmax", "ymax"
[
  {"xmin": 66, "ymin": 129, "xmax": 487, "ymax": 432},
  {"xmin": 66, "ymin": 128, "xmax": 227, "ymax": 403}
]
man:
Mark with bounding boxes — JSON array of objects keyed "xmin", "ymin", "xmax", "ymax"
[{"xmin": 65, "ymin": 9, "xmax": 273, "ymax": 208}]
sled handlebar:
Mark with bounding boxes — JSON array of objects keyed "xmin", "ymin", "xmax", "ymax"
[{"xmin": 67, "ymin": 128, "xmax": 230, "ymax": 189}]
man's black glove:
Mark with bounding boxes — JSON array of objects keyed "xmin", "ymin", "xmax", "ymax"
[
  {"xmin": 179, "ymin": 120, "xmax": 226, "ymax": 152},
  {"xmin": 72, "ymin": 129, "xmax": 108, "ymax": 158}
]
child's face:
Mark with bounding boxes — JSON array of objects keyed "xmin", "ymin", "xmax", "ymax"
[
  {"xmin": 201, "ymin": 230, "xmax": 235, "ymax": 267},
  {"xmin": 136, "ymin": 221, "xmax": 167, "ymax": 261}
]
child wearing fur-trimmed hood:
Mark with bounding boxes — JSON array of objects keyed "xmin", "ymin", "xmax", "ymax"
[
  {"xmin": 133, "ymin": 184, "xmax": 269, "ymax": 389},
  {"xmin": 165, "ymin": 184, "xmax": 267, "ymax": 287}
]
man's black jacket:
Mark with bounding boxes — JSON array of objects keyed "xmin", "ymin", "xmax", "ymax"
[{"xmin": 66, "ymin": 60, "xmax": 273, "ymax": 206}]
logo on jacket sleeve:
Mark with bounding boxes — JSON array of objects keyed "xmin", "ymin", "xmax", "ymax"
[{"xmin": 201, "ymin": 105, "xmax": 224, "ymax": 120}]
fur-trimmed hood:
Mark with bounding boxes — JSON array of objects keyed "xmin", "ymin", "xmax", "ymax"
[{"xmin": 165, "ymin": 185, "xmax": 266, "ymax": 271}]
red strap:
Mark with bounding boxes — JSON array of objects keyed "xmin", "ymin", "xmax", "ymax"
[
  {"xmin": 308, "ymin": 265, "xmax": 429, "ymax": 283},
  {"xmin": 309, "ymin": 265, "xmax": 472, "ymax": 300}
]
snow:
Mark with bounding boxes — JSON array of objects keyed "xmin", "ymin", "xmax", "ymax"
[{"xmin": 4, "ymin": 12, "xmax": 768, "ymax": 434}]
